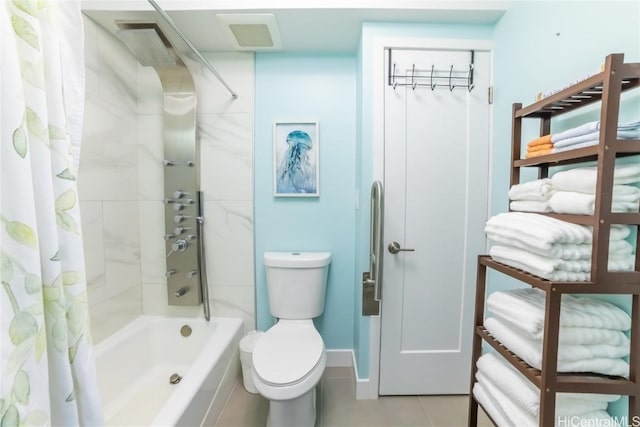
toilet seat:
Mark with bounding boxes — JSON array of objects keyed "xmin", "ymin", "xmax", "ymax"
[{"xmin": 253, "ymin": 320, "xmax": 324, "ymax": 387}]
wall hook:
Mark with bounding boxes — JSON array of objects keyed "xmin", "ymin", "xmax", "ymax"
[
  {"xmin": 467, "ymin": 63, "xmax": 475, "ymax": 92},
  {"xmin": 392, "ymin": 63, "xmax": 398, "ymax": 90},
  {"xmin": 449, "ymin": 65, "xmax": 455, "ymax": 91},
  {"xmin": 411, "ymin": 64, "xmax": 417, "ymax": 90},
  {"xmin": 430, "ymin": 65, "xmax": 436, "ymax": 90}
]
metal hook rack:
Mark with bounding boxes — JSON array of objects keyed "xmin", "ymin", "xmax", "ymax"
[{"xmin": 389, "ymin": 50, "xmax": 475, "ymax": 92}]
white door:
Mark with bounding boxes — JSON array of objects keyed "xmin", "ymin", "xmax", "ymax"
[{"xmin": 379, "ymin": 49, "xmax": 491, "ymax": 395}]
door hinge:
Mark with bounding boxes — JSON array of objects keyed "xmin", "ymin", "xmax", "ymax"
[{"xmin": 488, "ymin": 86, "xmax": 494, "ymax": 104}]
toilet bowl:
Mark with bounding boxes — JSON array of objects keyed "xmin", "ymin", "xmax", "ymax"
[
  {"xmin": 252, "ymin": 320, "xmax": 326, "ymax": 401},
  {"xmin": 253, "ymin": 252, "xmax": 331, "ymax": 427}
]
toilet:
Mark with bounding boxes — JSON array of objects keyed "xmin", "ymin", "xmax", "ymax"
[{"xmin": 252, "ymin": 251, "xmax": 331, "ymax": 427}]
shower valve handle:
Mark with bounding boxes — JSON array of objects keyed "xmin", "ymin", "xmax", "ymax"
[
  {"xmin": 171, "ymin": 239, "xmax": 188, "ymax": 252},
  {"xmin": 174, "ymin": 215, "xmax": 187, "ymax": 223},
  {"xmin": 163, "ymin": 160, "xmax": 175, "ymax": 166},
  {"xmin": 174, "ymin": 287, "xmax": 188, "ymax": 297}
]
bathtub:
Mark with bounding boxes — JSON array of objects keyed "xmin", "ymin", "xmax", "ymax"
[{"xmin": 93, "ymin": 315, "xmax": 243, "ymax": 426}]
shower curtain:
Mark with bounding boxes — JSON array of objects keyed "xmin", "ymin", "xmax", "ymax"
[{"xmin": 1, "ymin": 1, "xmax": 103, "ymax": 425}]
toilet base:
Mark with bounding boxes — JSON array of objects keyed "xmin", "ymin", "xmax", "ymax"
[{"xmin": 266, "ymin": 387, "xmax": 316, "ymax": 427}]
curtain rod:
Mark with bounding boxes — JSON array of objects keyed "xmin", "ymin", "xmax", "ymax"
[{"xmin": 147, "ymin": 0, "xmax": 238, "ymax": 100}]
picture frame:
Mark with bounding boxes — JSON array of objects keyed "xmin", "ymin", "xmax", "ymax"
[{"xmin": 273, "ymin": 121, "xmax": 319, "ymax": 197}]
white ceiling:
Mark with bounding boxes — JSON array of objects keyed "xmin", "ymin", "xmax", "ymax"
[{"xmin": 82, "ymin": 0, "xmax": 506, "ymax": 53}]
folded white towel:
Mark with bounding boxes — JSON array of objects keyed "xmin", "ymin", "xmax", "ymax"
[
  {"xmin": 486, "ymin": 232, "xmax": 632, "ymax": 261},
  {"xmin": 548, "ymin": 190, "xmax": 640, "ymax": 215},
  {"xmin": 551, "ymin": 120, "xmax": 640, "ymax": 143},
  {"xmin": 510, "ymin": 200, "xmax": 553, "ymax": 213},
  {"xmin": 551, "ymin": 138, "xmax": 599, "ymax": 153},
  {"xmin": 476, "ymin": 370, "xmax": 619, "ymax": 427},
  {"xmin": 509, "ymin": 178, "xmax": 554, "ymax": 201},
  {"xmin": 477, "ymin": 353, "xmax": 619, "ymax": 418},
  {"xmin": 551, "ymin": 165, "xmax": 640, "ymax": 193},
  {"xmin": 489, "ymin": 313, "xmax": 631, "ymax": 346},
  {"xmin": 476, "ymin": 372, "xmax": 538, "ymax": 427},
  {"xmin": 553, "ymin": 132, "xmax": 600, "ymax": 149},
  {"xmin": 484, "ymin": 317, "xmax": 630, "ymax": 377},
  {"xmin": 485, "ymin": 212, "xmax": 593, "ymax": 251},
  {"xmin": 485, "ymin": 317, "xmax": 629, "ymax": 360},
  {"xmin": 489, "ymin": 245, "xmax": 588, "ymax": 280},
  {"xmin": 552, "ymin": 129, "xmax": 640, "ymax": 149},
  {"xmin": 552, "ymin": 121, "xmax": 599, "ymax": 142},
  {"xmin": 472, "ymin": 382, "xmax": 513, "ymax": 427},
  {"xmin": 489, "ymin": 245, "xmax": 635, "ymax": 280},
  {"xmin": 486, "ymin": 287, "xmax": 632, "ymax": 333}
]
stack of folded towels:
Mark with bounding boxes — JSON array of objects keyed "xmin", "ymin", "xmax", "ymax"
[
  {"xmin": 508, "ymin": 178, "xmax": 554, "ymax": 213},
  {"xmin": 484, "ymin": 288, "xmax": 631, "ymax": 378},
  {"xmin": 526, "ymin": 134, "xmax": 554, "ymax": 158},
  {"xmin": 473, "ymin": 352, "xmax": 622, "ymax": 427},
  {"xmin": 552, "ymin": 120, "xmax": 640, "ymax": 154},
  {"xmin": 509, "ymin": 164, "xmax": 640, "ymax": 215},
  {"xmin": 485, "ymin": 212, "xmax": 635, "ymax": 281},
  {"xmin": 524, "ymin": 120, "xmax": 640, "ymax": 158}
]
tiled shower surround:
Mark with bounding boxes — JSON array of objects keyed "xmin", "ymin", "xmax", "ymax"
[{"xmin": 80, "ymin": 17, "xmax": 255, "ymax": 342}]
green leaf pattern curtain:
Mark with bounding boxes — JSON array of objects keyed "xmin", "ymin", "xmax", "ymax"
[{"xmin": 1, "ymin": 1, "xmax": 103, "ymax": 425}]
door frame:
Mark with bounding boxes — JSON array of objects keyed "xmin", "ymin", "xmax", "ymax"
[{"xmin": 365, "ymin": 36, "xmax": 495, "ymax": 399}]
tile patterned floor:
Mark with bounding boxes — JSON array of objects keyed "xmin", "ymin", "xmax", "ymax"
[{"xmin": 214, "ymin": 367, "xmax": 494, "ymax": 427}]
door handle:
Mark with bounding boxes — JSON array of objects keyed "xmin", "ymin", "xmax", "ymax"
[{"xmin": 388, "ymin": 241, "xmax": 415, "ymax": 254}]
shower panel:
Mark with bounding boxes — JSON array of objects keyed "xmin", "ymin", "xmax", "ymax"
[{"xmin": 117, "ymin": 22, "xmax": 202, "ymax": 307}]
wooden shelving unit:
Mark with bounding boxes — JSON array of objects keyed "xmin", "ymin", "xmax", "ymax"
[{"xmin": 468, "ymin": 53, "xmax": 640, "ymax": 426}]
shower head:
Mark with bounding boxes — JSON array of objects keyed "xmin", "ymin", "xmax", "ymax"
[{"xmin": 116, "ymin": 22, "xmax": 176, "ymax": 67}]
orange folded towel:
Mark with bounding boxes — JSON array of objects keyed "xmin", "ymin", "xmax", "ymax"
[
  {"xmin": 526, "ymin": 134, "xmax": 552, "ymax": 148},
  {"xmin": 525, "ymin": 148, "xmax": 553, "ymax": 159},
  {"xmin": 527, "ymin": 143, "xmax": 553, "ymax": 153}
]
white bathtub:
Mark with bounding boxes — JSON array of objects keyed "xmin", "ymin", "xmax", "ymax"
[{"xmin": 93, "ymin": 315, "xmax": 243, "ymax": 426}]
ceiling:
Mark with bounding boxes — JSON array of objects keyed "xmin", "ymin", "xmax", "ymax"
[{"xmin": 82, "ymin": 1, "xmax": 506, "ymax": 54}]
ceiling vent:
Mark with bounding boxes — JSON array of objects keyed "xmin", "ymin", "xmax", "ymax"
[{"xmin": 217, "ymin": 14, "xmax": 282, "ymax": 51}]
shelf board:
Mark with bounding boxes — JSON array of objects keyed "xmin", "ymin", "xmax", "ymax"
[
  {"xmin": 476, "ymin": 327, "xmax": 638, "ymax": 395},
  {"xmin": 507, "ymin": 212, "xmax": 640, "ymax": 226},
  {"xmin": 479, "ymin": 256, "xmax": 640, "ymax": 293},
  {"xmin": 515, "ymin": 73, "xmax": 640, "ymax": 119},
  {"xmin": 514, "ymin": 145, "xmax": 640, "ymax": 168}
]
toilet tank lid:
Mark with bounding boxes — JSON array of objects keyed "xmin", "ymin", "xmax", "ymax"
[{"xmin": 264, "ymin": 252, "xmax": 331, "ymax": 268}]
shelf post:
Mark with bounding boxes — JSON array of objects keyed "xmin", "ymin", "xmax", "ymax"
[
  {"xmin": 630, "ymin": 294, "xmax": 640, "ymax": 418},
  {"xmin": 539, "ymin": 288, "xmax": 561, "ymax": 426},
  {"xmin": 467, "ymin": 257, "xmax": 488, "ymax": 427},
  {"xmin": 510, "ymin": 103, "xmax": 523, "ymax": 189},
  {"xmin": 592, "ymin": 53, "xmax": 625, "ymax": 282}
]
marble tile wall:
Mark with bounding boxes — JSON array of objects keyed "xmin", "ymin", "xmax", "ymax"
[{"xmin": 80, "ymin": 16, "xmax": 256, "ymax": 340}]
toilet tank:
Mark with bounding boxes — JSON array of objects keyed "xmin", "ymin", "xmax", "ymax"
[{"xmin": 263, "ymin": 252, "xmax": 331, "ymax": 319}]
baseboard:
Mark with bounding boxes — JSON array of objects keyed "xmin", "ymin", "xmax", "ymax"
[
  {"xmin": 351, "ymin": 351, "xmax": 376, "ymax": 400},
  {"xmin": 326, "ymin": 349, "xmax": 353, "ymax": 367}
]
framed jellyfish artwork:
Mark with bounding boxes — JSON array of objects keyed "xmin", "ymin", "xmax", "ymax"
[{"xmin": 273, "ymin": 122, "xmax": 320, "ymax": 197}]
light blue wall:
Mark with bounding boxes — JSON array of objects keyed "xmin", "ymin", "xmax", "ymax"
[
  {"xmin": 491, "ymin": 0, "xmax": 640, "ymax": 417},
  {"xmin": 254, "ymin": 54, "xmax": 357, "ymax": 349}
]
